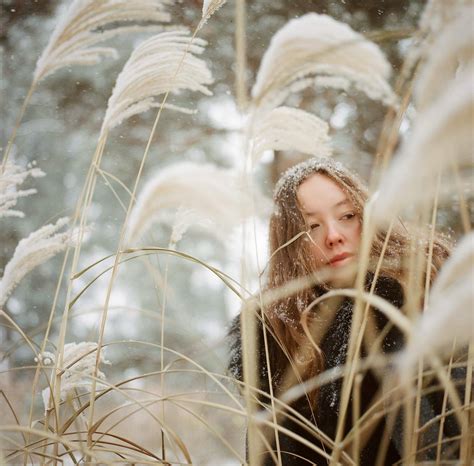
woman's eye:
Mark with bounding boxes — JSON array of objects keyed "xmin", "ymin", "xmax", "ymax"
[
  {"xmin": 341, "ymin": 213, "xmax": 355, "ymax": 220},
  {"xmin": 309, "ymin": 223, "xmax": 320, "ymax": 230}
]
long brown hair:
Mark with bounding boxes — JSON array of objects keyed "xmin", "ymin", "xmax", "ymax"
[{"xmin": 263, "ymin": 156, "xmax": 450, "ymax": 402}]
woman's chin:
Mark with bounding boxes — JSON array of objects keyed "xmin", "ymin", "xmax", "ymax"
[{"xmin": 326, "ymin": 262, "xmax": 357, "ymax": 287}]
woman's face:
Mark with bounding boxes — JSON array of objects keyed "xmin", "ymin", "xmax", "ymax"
[{"xmin": 296, "ymin": 173, "xmax": 361, "ymax": 271}]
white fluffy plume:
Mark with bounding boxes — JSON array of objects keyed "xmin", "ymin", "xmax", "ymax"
[
  {"xmin": 398, "ymin": 233, "xmax": 474, "ymax": 375},
  {"xmin": 251, "ymin": 13, "xmax": 396, "ymax": 111},
  {"xmin": 102, "ymin": 30, "xmax": 213, "ymax": 131},
  {"xmin": 251, "ymin": 106, "xmax": 332, "ymax": 164},
  {"xmin": 415, "ymin": 8, "xmax": 474, "ymax": 110},
  {"xmin": 0, "ymin": 162, "xmax": 44, "ymax": 219},
  {"xmin": 40, "ymin": 342, "xmax": 110, "ymax": 413},
  {"xmin": 372, "ymin": 64, "xmax": 474, "ymax": 224},
  {"xmin": 0, "ymin": 218, "xmax": 76, "ymax": 307},
  {"xmin": 126, "ymin": 162, "xmax": 268, "ymax": 245},
  {"xmin": 34, "ymin": 0, "xmax": 172, "ymax": 83},
  {"xmin": 201, "ymin": 0, "xmax": 227, "ymax": 23}
]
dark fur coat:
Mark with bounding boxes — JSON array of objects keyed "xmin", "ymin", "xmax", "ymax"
[{"xmin": 228, "ymin": 275, "xmax": 462, "ymax": 465}]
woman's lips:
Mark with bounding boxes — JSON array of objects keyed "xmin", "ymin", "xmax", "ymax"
[{"xmin": 328, "ymin": 253, "xmax": 353, "ymax": 267}]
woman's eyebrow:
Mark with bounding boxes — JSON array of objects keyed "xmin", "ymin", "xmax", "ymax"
[{"xmin": 303, "ymin": 199, "xmax": 351, "ymax": 216}]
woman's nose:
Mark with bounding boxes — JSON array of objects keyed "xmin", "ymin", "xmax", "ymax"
[{"xmin": 325, "ymin": 223, "xmax": 344, "ymax": 247}]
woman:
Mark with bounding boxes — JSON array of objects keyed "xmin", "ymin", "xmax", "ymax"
[{"xmin": 228, "ymin": 157, "xmax": 456, "ymax": 465}]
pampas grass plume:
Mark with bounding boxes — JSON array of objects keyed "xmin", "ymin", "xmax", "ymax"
[
  {"xmin": 0, "ymin": 162, "xmax": 45, "ymax": 218},
  {"xmin": 397, "ymin": 233, "xmax": 474, "ymax": 377},
  {"xmin": 126, "ymin": 162, "xmax": 268, "ymax": 245},
  {"xmin": 251, "ymin": 106, "xmax": 332, "ymax": 163},
  {"xmin": 201, "ymin": 0, "xmax": 227, "ymax": 23},
  {"xmin": 102, "ymin": 30, "xmax": 213, "ymax": 131},
  {"xmin": 41, "ymin": 342, "xmax": 110, "ymax": 413},
  {"xmin": 0, "ymin": 218, "xmax": 77, "ymax": 307},
  {"xmin": 34, "ymin": 0, "xmax": 172, "ymax": 83},
  {"xmin": 251, "ymin": 13, "xmax": 396, "ymax": 111},
  {"xmin": 372, "ymin": 64, "xmax": 473, "ymax": 224},
  {"xmin": 415, "ymin": 7, "xmax": 474, "ymax": 110}
]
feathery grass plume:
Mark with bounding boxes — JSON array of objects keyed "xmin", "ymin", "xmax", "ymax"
[
  {"xmin": 251, "ymin": 106, "xmax": 332, "ymax": 164},
  {"xmin": 40, "ymin": 342, "xmax": 110, "ymax": 413},
  {"xmin": 372, "ymin": 65, "xmax": 473, "ymax": 224},
  {"xmin": 0, "ymin": 218, "xmax": 76, "ymax": 307},
  {"xmin": 415, "ymin": 7, "xmax": 474, "ymax": 110},
  {"xmin": 397, "ymin": 234, "xmax": 474, "ymax": 376},
  {"xmin": 430, "ymin": 232, "xmax": 474, "ymax": 298},
  {"xmin": 419, "ymin": 0, "xmax": 473, "ymax": 39},
  {"xmin": 33, "ymin": 0, "xmax": 172, "ymax": 83},
  {"xmin": 201, "ymin": 0, "xmax": 227, "ymax": 25},
  {"xmin": 126, "ymin": 162, "xmax": 268, "ymax": 245},
  {"xmin": 250, "ymin": 13, "xmax": 396, "ymax": 111},
  {"xmin": 0, "ymin": 162, "xmax": 44, "ymax": 218},
  {"xmin": 102, "ymin": 30, "xmax": 213, "ymax": 131}
]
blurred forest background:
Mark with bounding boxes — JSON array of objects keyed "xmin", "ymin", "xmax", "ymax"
[{"xmin": 1, "ymin": 0, "xmax": 471, "ymax": 463}]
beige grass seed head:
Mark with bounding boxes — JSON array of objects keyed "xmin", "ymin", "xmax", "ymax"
[
  {"xmin": 0, "ymin": 162, "xmax": 45, "ymax": 219},
  {"xmin": 251, "ymin": 106, "xmax": 333, "ymax": 164},
  {"xmin": 0, "ymin": 218, "xmax": 78, "ymax": 307},
  {"xmin": 251, "ymin": 13, "xmax": 396, "ymax": 111},
  {"xmin": 34, "ymin": 0, "xmax": 172, "ymax": 83},
  {"xmin": 41, "ymin": 342, "xmax": 110, "ymax": 413},
  {"xmin": 126, "ymin": 162, "xmax": 269, "ymax": 245},
  {"xmin": 102, "ymin": 30, "xmax": 213, "ymax": 131},
  {"xmin": 372, "ymin": 64, "xmax": 474, "ymax": 225},
  {"xmin": 397, "ymin": 233, "xmax": 474, "ymax": 378}
]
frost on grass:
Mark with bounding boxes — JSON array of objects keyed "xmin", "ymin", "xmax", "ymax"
[
  {"xmin": 0, "ymin": 162, "xmax": 44, "ymax": 218},
  {"xmin": 0, "ymin": 218, "xmax": 76, "ymax": 307},
  {"xmin": 102, "ymin": 30, "xmax": 213, "ymax": 131},
  {"xmin": 372, "ymin": 64, "xmax": 473, "ymax": 224},
  {"xmin": 40, "ymin": 342, "xmax": 110, "ymax": 413},
  {"xmin": 397, "ymin": 233, "xmax": 474, "ymax": 379},
  {"xmin": 126, "ymin": 162, "xmax": 269, "ymax": 245},
  {"xmin": 251, "ymin": 106, "xmax": 332, "ymax": 164},
  {"xmin": 251, "ymin": 13, "xmax": 396, "ymax": 111},
  {"xmin": 34, "ymin": 0, "xmax": 172, "ymax": 83}
]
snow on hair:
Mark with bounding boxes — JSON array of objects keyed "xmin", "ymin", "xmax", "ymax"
[
  {"xmin": 397, "ymin": 233, "xmax": 474, "ymax": 377},
  {"xmin": 34, "ymin": 0, "xmax": 172, "ymax": 83},
  {"xmin": 102, "ymin": 30, "xmax": 213, "ymax": 131},
  {"xmin": 251, "ymin": 106, "xmax": 332, "ymax": 164},
  {"xmin": 372, "ymin": 64, "xmax": 473, "ymax": 224},
  {"xmin": 126, "ymin": 162, "xmax": 269, "ymax": 245},
  {"xmin": 0, "ymin": 218, "xmax": 77, "ymax": 307},
  {"xmin": 251, "ymin": 13, "xmax": 396, "ymax": 111},
  {"xmin": 0, "ymin": 162, "xmax": 45, "ymax": 219}
]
